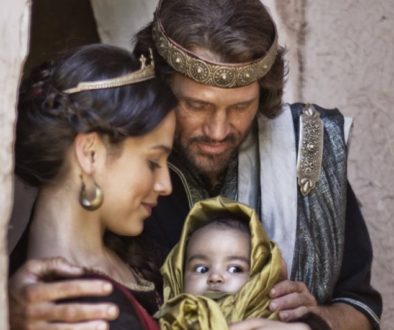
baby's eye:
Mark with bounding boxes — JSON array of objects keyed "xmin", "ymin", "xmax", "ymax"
[
  {"xmin": 228, "ymin": 266, "xmax": 243, "ymax": 273},
  {"xmin": 194, "ymin": 265, "xmax": 209, "ymax": 273}
]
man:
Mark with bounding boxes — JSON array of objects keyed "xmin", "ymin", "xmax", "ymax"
[{"xmin": 9, "ymin": 0, "xmax": 382, "ymax": 329}]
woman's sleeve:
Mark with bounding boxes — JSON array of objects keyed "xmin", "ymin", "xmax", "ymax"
[{"xmin": 59, "ymin": 285, "xmax": 146, "ymax": 330}]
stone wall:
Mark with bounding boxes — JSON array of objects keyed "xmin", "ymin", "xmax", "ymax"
[{"xmin": 0, "ymin": 1, "xmax": 31, "ymax": 328}]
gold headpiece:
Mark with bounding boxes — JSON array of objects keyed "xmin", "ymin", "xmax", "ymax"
[
  {"xmin": 63, "ymin": 50, "xmax": 155, "ymax": 94},
  {"xmin": 152, "ymin": 10, "xmax": 278, "ymax": 88}
]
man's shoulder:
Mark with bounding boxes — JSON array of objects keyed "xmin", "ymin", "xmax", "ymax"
[{"xmin": 286, "ymin": 102, "xmax": 343, "ymax": 120}]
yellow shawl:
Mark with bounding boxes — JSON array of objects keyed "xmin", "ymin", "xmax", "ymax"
[{"xmin": 158, "ymin": 196, "xmax": 283, "ymax": 329}]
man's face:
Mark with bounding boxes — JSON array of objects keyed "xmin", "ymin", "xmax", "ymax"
[{"xmin": 170, "ymin": 73, "xmax": 260, "ymax": 183}]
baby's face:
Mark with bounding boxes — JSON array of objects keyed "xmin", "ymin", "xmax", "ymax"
[{"xmin": 183, "ymin": 225, "xmax": 251, "ymax": 296}]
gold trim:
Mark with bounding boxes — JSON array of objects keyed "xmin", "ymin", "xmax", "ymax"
[
  {"xmin": 152, "ymin": 13, "xmax": 278, "ymax": 88},
  {"xmin": 64, "ymin": 50, "xmax": 155, "ymax": 94},
  {"xmin": 297, "ymin": 104, "xmax": 324, "ymax": 196}
]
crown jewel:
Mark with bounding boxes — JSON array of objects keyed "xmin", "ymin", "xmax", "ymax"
[
  {"xmin": 64, "ymin": 50, "xmax": 155, "ymax": 94},
  {"xmin": 152, "ymin": 3, "xmax": 278, "ymax": 88}
]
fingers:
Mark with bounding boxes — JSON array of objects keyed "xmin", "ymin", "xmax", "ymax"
[
  {"xmin": 270, "ymin": 280, "xmax": 316, "ymax": 304},
  {"xmin": 27, "ymin": 258, "xmax": 84, "ymax": 279},
  {"xmin": 15, "ymin": 258, "xmax": 84, "ymax": 286},
  {"xmin": 22, "ymin": 279, "xmax": 113, "ymax": 303},
  {"xmin": 269, "ymin": 280, "xmax": 317, "ymax": 321},
  {"xmin": 17, "ymin": 320, "xmax": 110, "ymax": 330},
  {"xmin": 26, "ymin": 302, "xmax": 119, "ymax": 322},
  {"xmin": 278, "ymin": 306, "xmax": 310, "ymax": 322},
  {"xmin": 8, "ymin": 258, "xmax": 117, "ymax": 330},
  {"xmin": 9, "ymin": 258, "xmax": 84, "ymax": 295},
  {"xmin": 270, "ymin": 291, "xmax": 314, "ymax": 310}
]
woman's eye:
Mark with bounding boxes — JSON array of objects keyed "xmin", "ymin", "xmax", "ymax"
[
  {"xmin": 228, "ymin": 266, "xmax": 243, "ymax": 273},
  {"xmin": 148, "ymin": 160, "xmax": 161, "ymax": 171},
  {"xmin": 195, "ymin": 265, "xmax": 209, "ymax": 273}
]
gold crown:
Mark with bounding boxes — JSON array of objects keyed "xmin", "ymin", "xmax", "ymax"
[
  {"xmin": 64, "ymin": 50, "xmax": 155, "ymax": 94},
  {"xmin": 152, "ymin": 7, "xmax": 278, "ymax": 88}
]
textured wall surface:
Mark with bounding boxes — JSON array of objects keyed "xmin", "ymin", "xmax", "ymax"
[
  {"xmin": 0, "ymin": 0, "xmax": 31, "ymax": 328},
  {"xmin": 90, "ymin": 0, "xmax": 158, "ymax": 50},
  {"xmin": 299, "ymin": 1, "xmax": 394, "ymax": 328}
]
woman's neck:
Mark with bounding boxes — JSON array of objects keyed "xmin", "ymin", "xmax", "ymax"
[{"xmin": 27, "ymin": 184, "xmax": 133, "ymax": 284}]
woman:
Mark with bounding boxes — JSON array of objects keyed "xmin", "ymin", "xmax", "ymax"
[{"xmin": 12, "ymin": 43, "xmax": 177, "ymax": 329}]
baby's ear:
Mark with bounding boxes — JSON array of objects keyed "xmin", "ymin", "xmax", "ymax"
[{"xmin": 74, "ymin": 132, "xmax": 105, "ymax": 175}]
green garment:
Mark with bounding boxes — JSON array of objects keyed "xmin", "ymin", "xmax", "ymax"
[{"xmin": 158, "ymin": 196, "xmax": 283, "ymax": 329}]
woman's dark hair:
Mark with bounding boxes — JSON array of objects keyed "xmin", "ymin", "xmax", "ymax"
[
  {"xmin": 134, "ymin": 0, "xmax": 286, "ymax": 118},
  {"xmin": 15, "ymin": 44, "xmax": 177, "ymax": 281},
  {"xmin": 15, "ymin": 43, "xmax": 177, "ymax": 187},
  {"xmin": 15, "ymin": 44, "xmax": 177, "ymax": 286}
]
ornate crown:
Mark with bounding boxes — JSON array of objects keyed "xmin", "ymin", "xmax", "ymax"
[
  {"xmin": 152, "ymin": 3, "xmax": 278, "ymax": 88},
  {"xmin": 64, "ymin": 50, "xmax": 155, "ymax": 94}
]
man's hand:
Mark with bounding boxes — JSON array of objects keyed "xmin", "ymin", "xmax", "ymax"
[
  {"xmin": 9, "ymin": 258, "xmax": 119, "ymax": 330},
  {"xmin": 269, "ymin": 280, "xmax": 317, "ymax": 322},
  {"xmin": 269, "ymin": 280, "xmax": 373, "ymax": 330}
]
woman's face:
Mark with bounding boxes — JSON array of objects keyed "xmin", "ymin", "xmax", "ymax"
[{"xmin": 99, "ymin": 111, "xmax": 176, "ymax": 236}]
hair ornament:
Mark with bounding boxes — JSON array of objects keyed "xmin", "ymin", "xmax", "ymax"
[{"xmin": 63, "ymin": 49, "xmax": 155, "ymax": 94}]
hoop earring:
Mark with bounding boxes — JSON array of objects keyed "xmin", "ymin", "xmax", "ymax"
[{"xmin": 79, "ymin": 175, "xmax": 104, "ymax": 211}]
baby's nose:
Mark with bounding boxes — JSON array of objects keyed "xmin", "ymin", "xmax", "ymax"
[{"xmin": 207, "ymin": 272, "xmax": 224, "ymax": 284}]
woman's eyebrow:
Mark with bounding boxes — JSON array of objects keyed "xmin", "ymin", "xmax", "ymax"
[{"xmin": 152, "ymin": 145, "xmax": 172, "ymax": 154}]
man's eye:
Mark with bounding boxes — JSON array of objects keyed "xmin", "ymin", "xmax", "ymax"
[
  {"xmin": 228, "ymin": 266, "xmax": 243, "ymax": 273},
  {"xmin": 185, "ymin": 100, "xmax": 208, "ymax": 111},
  {"xmin": 194, "ymin": 265, "xmax": 209, "ymax": 273}
]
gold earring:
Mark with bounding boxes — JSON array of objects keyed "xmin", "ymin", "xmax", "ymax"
[{"xmin": 79, "ymin": 175, "xmax": 104, "ymax": 211}]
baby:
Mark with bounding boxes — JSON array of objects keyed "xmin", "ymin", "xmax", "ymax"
[
  {"xmin": 158, "ymin": 196, "xmax": 283, "ymax": 329},
  {"xmin": 158, "ymin": 196, "xmax": 331, "ymax": 330}
]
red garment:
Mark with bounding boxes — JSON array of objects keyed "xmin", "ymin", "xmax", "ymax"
[{"xmin": 108, "ymin": 275, "xmax": 160, "ymax": 330}]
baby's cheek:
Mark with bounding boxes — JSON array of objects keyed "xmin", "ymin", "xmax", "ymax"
[{"xmin": 183, "ymin": 273, "xmax": 205, "ymax": 295}]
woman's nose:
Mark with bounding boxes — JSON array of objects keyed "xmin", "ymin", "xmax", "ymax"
[{"xmin": 154, "ymin": 166, "xmax": 172, "ymax": 196}]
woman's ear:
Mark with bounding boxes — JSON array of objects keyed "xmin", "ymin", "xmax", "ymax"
[{"xmin": 74, "ymin": 132, "xmax": 104, "ymax": 175}]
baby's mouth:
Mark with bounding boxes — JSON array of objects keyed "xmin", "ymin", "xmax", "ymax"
[{"xmin": 204, "ymin": 290, "xmax": 228, "ymax": 301}]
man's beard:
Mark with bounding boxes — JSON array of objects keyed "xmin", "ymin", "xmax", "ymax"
[{"xmin": 174, "ymin": 133, "xmax": 243, "ymax": 182}]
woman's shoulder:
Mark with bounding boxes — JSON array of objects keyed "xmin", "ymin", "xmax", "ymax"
[{"xmin": 53, "ymin": 272, "xmax": 159, "ymax": 330}]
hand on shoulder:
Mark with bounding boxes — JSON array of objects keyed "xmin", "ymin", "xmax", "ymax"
[{"xmin": 8, "ymin": 257, "xmax": 118, "ymax": 330}]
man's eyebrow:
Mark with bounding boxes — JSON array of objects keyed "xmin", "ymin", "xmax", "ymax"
[{"xmin": 181, "ymin": 96, "xmax": 214, "ymax": 106}]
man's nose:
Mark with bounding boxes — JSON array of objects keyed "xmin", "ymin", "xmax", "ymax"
[{"xmin": 203, "ymin": 109, "xmax": 230, "ymax": 141}]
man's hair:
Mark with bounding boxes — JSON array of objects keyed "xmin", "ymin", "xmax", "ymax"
[{"xmin": 134, "ymin": 0, "xmax": 286, "ymax": 118}]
